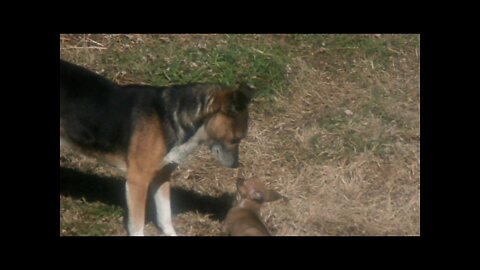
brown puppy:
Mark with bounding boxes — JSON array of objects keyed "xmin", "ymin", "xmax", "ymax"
[{"xmin": 223, "ymin": 178, "xmax": 284, "ymax": 236}]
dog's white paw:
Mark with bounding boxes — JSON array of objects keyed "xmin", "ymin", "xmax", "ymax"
[
  {"xmin": 162, "ymin": 227, "xmax": 178, "ymax": 236},
  {"xmin": 129, "ymin": 232, "xmax": 145, "ymax": 236}
]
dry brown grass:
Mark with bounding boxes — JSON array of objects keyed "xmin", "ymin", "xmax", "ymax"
[{"xmin": 60, "ymin": 34, "xmax": 419, "ymax": 236}]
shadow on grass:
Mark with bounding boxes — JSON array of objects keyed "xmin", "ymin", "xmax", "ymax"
[{"xmin": 60, "ymin": 167, "xmax": 235, "ymax": 224}]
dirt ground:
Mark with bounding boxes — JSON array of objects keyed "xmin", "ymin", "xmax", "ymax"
[{"xmin": 60, "ymin": 34, "xmax": 420, "ymax": 236}]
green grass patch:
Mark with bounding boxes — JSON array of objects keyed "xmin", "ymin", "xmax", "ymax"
[
  {"xmin": 297, "ymin": 34, "xmax": 418, "ymax": 80},
  {"xmin": 305, "ymin": 100, "xmax": 403, "ymax": 164},
  {"xmin": 93, "ymin": 35, "xmax": 292, "ymax": 101},
  {"xmin": 63, "ymin": 34, "xmax": 418, "ymax": 103},
  {"xmin": 60, "ymin": 197, "xmax": 123, "ymax": 236}
]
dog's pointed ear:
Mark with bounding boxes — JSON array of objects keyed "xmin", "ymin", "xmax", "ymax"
[
  {"xmin": 264, "ymin": 190, "xmax": 284, "ymax": 202},
  {"xmin": 233, "ymin": 82, "xmax": 255, "ymax": 111},
  {"xmin": 207, "ymin": 83, "xmax": 255, "ymax": 116},
  {"xmin": 206, "ymin": 92, "xmax": 223, "ymax": 114},
  {"xmin": 237, "ymin": 82, "xmax": 256, "ymax": 102}
]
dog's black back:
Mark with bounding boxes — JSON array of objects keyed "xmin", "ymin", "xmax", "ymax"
[
  {"xmin": 60, "ymin": 60, "xmax": 225, "ymax": 155},
  {"xmin": 60, "ymin": 60, "xmax": 140, "ymax": 153}
]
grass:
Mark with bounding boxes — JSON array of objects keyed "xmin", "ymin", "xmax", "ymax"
[
  {"xmin": 60, "ymin": 195, "xmax": 124, "ymax": 236},
  {"xmin": 60, "ymin": 34, "xmax": 420, "ymax": 236},
  {"xmin": 62, "ymin": 34, "xmax": 291, "ymax": 102}
]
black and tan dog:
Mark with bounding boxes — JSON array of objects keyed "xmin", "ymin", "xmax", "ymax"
[{"xmin": 60, "ymin": 59, "xmax": 255, "ymax": 236}]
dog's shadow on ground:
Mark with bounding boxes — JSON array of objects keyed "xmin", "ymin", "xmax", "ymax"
[{"xmin": 60, "ymin": 167, "xmax": 235, "ymax": 224}]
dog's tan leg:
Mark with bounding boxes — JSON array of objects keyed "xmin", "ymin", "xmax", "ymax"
[
  {"xmin": 125, "ymin": 175, "xmax": 149, "ymax": 236},
  {"xmin": 126, "ymin": 116, "xmax": 167, "ymax": 236}
]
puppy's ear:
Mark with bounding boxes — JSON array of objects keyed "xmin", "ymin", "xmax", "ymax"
[
  {"xmin": 236, "ymin": 178, "xmax": 248, "ymax": 198},
  {"xmin": 264, "ymin": 190, "xmax": 284, "ymax": 202},
  {"xmin": 250, "ymin": 190, "xmax": 264, "ymax": 203}
]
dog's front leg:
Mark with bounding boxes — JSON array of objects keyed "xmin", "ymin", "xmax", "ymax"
[
  {"xmin": 152, "ymin": 180, "xmax": 176, "ymax": 236},
  {"xmin": 125, "ymin": 175, "xmax": 150, "ymax": 236},
  {"xmin": 125, "ymin": 115, "xmax": 169, "ymax": 236},
  {"xmin": 151, "ymin": 163, "xmax": 178, "ymax": 236}
]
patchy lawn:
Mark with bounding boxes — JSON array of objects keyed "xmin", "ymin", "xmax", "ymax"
[{"xmin": 60, "ymin": 34, "xmax": 419, "ymax": 236}]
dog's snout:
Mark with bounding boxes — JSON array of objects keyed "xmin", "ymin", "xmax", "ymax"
[{"xmin": 210, "ymin": 142, "xmax": 240, "ymax": 168}]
